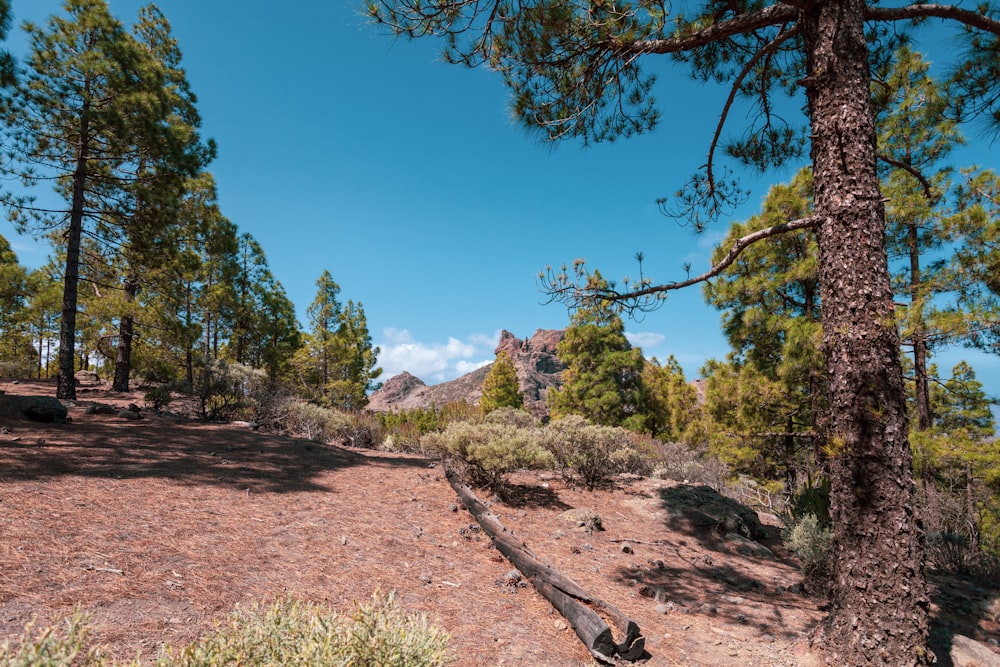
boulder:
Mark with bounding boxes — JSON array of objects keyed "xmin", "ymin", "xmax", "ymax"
[
  {"xmin": 74, "ymin": 370, "xmax": 100, "ymax": 385},
  {"xmin": 950, "ymin": 634, "xmax": 1000, "ymax": 667},
  {"xmin": 2, "ymin": 395, "xmax": 69, "ymax": 423}
]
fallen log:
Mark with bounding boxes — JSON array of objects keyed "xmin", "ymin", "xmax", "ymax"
[{"xmin": 445, "ymin": 468, "xmax": 645, "ymax": 664}]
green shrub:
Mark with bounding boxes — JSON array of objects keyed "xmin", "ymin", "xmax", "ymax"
[
  {"xmin": 0, "ymin": 609, "xmax": 109, "ymax": 667},
  {"xmin": 784, "ymin": 513, "xmax": 832, "ymax": 597},
  {"xmin": 143, "ymin": 387, "xmax": 173, "ymax": 411},
  {"xmin": 483, "ymin": 407, "xmax": 539, "ymax": 429},
  {"xmin": 2, "ymin": 597, "xmax": 450, "ymax": 667},
  {"xmin": 789, "ymin": 477, "xmax": 831, "ymax": 527},
  {"xmin": 421, "ymin": 420, "xmax": 553, "ymax": 491},
  {"xmin": 541, "ymin": 415, "xmax": 647, "ymax": 489},
  {"xmin": 0, "ymin": 361, "xmax": 35, "ymax": 381},
  {"xmin": 160, "ymin": 594, "xmax": 449, "ymax": 667},
  {"xmin": 191, "ymin": 359, "xmax": 266, "ymax": 421},
  {"xmin": 282, "ymin": 399, "xmax": 352, "ymax": 442},
  {"xmin": 379, "ymin": 403, "xmax": 479, "ymax": 451}
]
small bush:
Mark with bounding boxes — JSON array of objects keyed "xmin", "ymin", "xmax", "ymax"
[
  {"xmin": 143, "ymin": 387, "xmax": 173, "ymax": 411},
  {"xmin": 160, "ymin": 594, "xmax": 450, "ymax": 667},
  {"xmin": 2, "ymin": 597, "xmax": 450, "ymax": 667},
  {"xmin": 421, "ymin": 420, "xmax": 553, "ymax": 491},
  {"xmin": 789, "ymin": 477, "xmax": 831, "ymax": 526},
  {"xmin": 784, "ymin": 513, "xmax": 832, "ymax": 597},
  {"xmin": 284, "ymin": 399, "xmax": 352, "ymax": 442},
  {"xmin": 379, "ymin": 403, "xmax": 479, "ymax": 451},
  {"xmin": 651, "ymin": 441, "xmax": 729, "ymax": 490},
  {"xmin": 541, "ymin": 415, "xmax": 647, "ymax": 489},
  {"xmin": 484, "ymin": 407, "xmax": 539, "ymax": 429},
  {"xmin": 0, "ymin": 361, "xmax": 35, "ymax": 381},
  {"xmin": 340, "ymin": 411, "xmax": 385, "ymax": 449},
  {"xmin": 0, "ymin": 609, "xmax": 108, "ymax": 667},
  {"xmin": 192, "ymin": 359, "xmax": 265, "ymax": 421}
]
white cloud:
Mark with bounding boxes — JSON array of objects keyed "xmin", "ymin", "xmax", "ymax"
[
  {"xmin": 382, "ymin": 327, "xmax": 415, "ymax": 345},
  {"xmin": 469, "ymin": 330, "xmax": 501, "ymax": 348},
  {"xmin": 456, "ymin": 359, "xmax": 492, "ymax": 375},
  {"xmin": 626, "ymin": 331, "xmax": 666, "ymax": 350},
  {"xmin": 376, "ymin": 329, "xmax": 498, "ymax": 384}
]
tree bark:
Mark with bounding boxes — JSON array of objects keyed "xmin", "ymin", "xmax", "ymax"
[
  {"xmin": 445, "ymin": 468, "xmax": 644, "ymax": 664},
  {"xmin": 801, "ymin": 2, "xmax": 930, "ymax": 664}
]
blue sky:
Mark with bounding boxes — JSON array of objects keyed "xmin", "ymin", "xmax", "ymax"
[{"xmin": 2, "ymin": 0, "xmax": 998, "ymax": 406}]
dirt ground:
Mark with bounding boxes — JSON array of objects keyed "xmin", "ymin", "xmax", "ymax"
[{"xmin": 1, "ymin": 379, "xmax": 997, "ymax": 666}]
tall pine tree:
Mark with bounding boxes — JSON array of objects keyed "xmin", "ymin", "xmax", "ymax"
[{"xmin": 2, "ymin": 0, "xmax": 149, "ymax": 397}]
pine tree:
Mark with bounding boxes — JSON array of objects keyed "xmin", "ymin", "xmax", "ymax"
[
  {"xmin": 548, "ymin": 298, "xmax": 647, "ymax": 428},
  {"xmin": 107, "ymin": 5, "xmax": 214, "ymax": 391},
  {"xmin": 300, "ymin": 270, "xmax": 342, "ymax": 403},
  {"xmin": 23, "ymin": 267, "xmax": 63, "ymax": 379},
  {"xmin": 480, "ymin": 350, "xmax": 524, "ymax": 414},
  {"xmin": 949, "ymin": 169, "xmax": 1000, "ymax": 355},
  {"xmin": 2, "ymin": 0, "xmax": 148, "ymax": 398},
  {"xmin": 229, "ymin": 233, "xmax": 273, "ymax": 366},
  {"xmin": 875, "ymin": 47, "xmax": 964, "ymax": 431},
  {"xmin": 371, "ymin": 0, "xmax": 1000, "ymax": 657},
  {"xmin": 255, "ymin": 282, "xmax": 301, "ymax": 384},
  {"xmin": 327, "ymin": 300, "xmax": 381, "ymax": 410},
  {"xmin": 0, "ymin": 233, "xmax": 31, "ymax": 369},
  {"xmin": 296, "ymin": 273, "xmax": 381, "ymax": 409},
  {"xmin": 912, "ymin": 361, "xmax": 999, "ymax": 559},
  {"xmin": 640, "ymin": 355, "xmax": 702, "ymax": 445}
]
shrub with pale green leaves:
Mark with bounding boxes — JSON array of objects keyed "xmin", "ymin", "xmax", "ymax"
[
  {"xmin": 2, "ymin": 596, "xmax": 451, "ymax": 667},
  {"xmin": 0, "ymin": 610, "xmax": 109, "ymax": 667},
  {"xmin": 421, "ymin": 420, "xmax": 553, "ymax": 491},
  {"xmin": 280, "ymin": 398, "xmax": 353, "ymax": 442},
  {"xmin": 483, "ymin": 407, "xmax": 539, "ymax": 429},
  {"xmin": 160, "ymin": 594, "xmax": 450, "ymax": 667},
  {"xmin": 541, "ymin": 415, "xmax": 648, "ymax": 489},
  {"xmin": 784, "ymin": 513, "xmax": 832, "ymax": 597}
]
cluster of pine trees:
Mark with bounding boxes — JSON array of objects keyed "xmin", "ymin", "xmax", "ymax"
[{"xmin": 0, "ymin": 0, "xmax": 380, "ymax": 408}]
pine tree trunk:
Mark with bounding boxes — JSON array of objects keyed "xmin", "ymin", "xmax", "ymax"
[
  {"xmin": 57, "ymin": 105, "xmax": 91, "ymax": 401},
  {"xmin": 112, "ymin": 277, "xmax": 138, "ymax": 392},
  {"xmin": 801, "ymin": 2, "xmax": 930, "ymax": 664},
  {"xmin": 185, "ymin": 284, "xmax": 194, "ymax": 389}
]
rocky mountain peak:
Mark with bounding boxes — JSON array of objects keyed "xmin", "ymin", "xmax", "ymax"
[{"xmin": 366, "ymin": 329, "xmax": 565, "ymax": 417}]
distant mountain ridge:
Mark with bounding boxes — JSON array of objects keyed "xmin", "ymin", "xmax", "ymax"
[{"xmin": 366, "ymin": 329, "xmax": 566, "ymax": 417}]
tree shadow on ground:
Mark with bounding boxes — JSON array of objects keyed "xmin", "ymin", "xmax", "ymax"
[
  {"xmin": 609, "ymin": 560, "xmax": 815, "ymax": 644},
  {"xmin": 657, "ymin": 484, "xmax": 772, "ymax": 550},
  {"xmin": 496, "ymin": 482, "xmax": 573, "ymax": 510},
  {"xmin": 927, "ymin": 573, "xmax": 1000, "ymax": 665},
  {"xmin": 0, "ymin": 412, "xmax": 434, "ymax": 494}
]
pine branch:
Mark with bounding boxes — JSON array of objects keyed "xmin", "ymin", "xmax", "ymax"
[
  {"xmin": 877, "ymin": 152, "xmax": 936, "ymax": 200},
  {"xmin": 542, "ymin": 214, "xmax": 821, "ymax": 312},
  {"xmin": 702, "ymin": 24, "xmax": 799, "ymax": 211},
  {"xmin": 626, "ymin": 4, "xmax": 798, "ymax": 55},
  {"xmin": 865, "ymin": 4, "xmax": 1000, "ymax": 33}
]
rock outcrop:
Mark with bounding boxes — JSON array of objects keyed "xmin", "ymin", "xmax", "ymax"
[
  {"xmin": 366, "ymin": 329, "xmax": 565, "ymax": 418},
  {"xmin": 495, "ymin": 329, "xmax": 565, "ymax": 417}
]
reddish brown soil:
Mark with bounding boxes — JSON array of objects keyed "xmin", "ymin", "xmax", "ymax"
[{"xmin": 0, "ymin": 379, "xmax": 996, "ymax": 666}]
